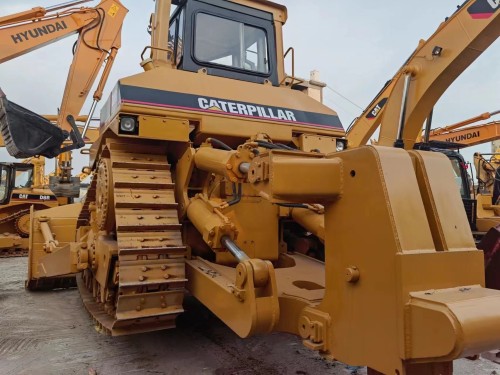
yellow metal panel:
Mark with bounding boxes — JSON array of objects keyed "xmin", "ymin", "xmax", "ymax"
[
  {"xmin": 410, "ymin": 150, "xmax": 476, "ymax": 251},
  {"xmin": 138, "ymin": 115, "xmax": 190, "ymax": 142}
]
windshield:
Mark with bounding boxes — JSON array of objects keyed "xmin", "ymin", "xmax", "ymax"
[
  {"xmin": 0, "ymin": 167, "xmax": 7, "ymax": 202},
  {"xmin": 194, "ymin": 13, "xmax": 269, "ymax": 74},
  {"xmin": 14, "ymin": 167, "xmax": 33, "ymax": 189},
  {"xmin": 449, "ymin": 158, "xmax": 467, "ymax": 198}
]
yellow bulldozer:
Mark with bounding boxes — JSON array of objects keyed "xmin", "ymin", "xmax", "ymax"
[{"xmin": 3, "ymin": 0, "xmax": 500, "ymax": 374}]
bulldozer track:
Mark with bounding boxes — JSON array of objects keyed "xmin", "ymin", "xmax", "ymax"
[
  {"xmin": 0, "ymin": 208, "xmax": 30, "ymax": 227},
  {"xmin": 78, "ymin": 141, "xmax": 187, "ymax": 335},
  {"xmin": 0, "ymin": 209, "xmax": 30, "ymax": 258},
  {"xmin": 0, "ymin": 247, "xmax": 27, "ymax": 258}
]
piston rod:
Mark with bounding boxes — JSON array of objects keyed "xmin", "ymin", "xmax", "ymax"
[
  {"xmin": 221, "ymin": 236, "xmax": 250, "ymax": 263},
  {"xmin": 46, "ymin": 0, "xmax": 92, "ymax": 12},
  {"xmin": 394, "ymin": 73, "xmax": 412, "ymax": 149}
]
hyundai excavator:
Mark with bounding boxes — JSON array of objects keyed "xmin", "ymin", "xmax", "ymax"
[
  {"xmin": 3, "ymin": 0, "xmax": 500, "ymax": 374},
  {"xmin": 0, "ymin": 0, "xmax": 127, "ymax": 254},
  {"xmin": 420, "ymin": 110, "xmax": 500, "ymax": 235}
]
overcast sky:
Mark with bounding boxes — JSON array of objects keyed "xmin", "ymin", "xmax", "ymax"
[{"xmin": 1, "ymin": 0, "xmax": 499, "ymax": 176}]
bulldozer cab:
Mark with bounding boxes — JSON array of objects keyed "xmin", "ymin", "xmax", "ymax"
[
  {"xmin": 170, "ymin": 0, "xmax": 280, "ymax": 85},
  {"xmin": 0, "ymin": 163, "xmax": 34, "ymax": 205}
]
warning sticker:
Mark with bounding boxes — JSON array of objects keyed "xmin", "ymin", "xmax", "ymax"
[{"xmin": 108, "ymin": 3, "xmax": 119, "ymax": 18}]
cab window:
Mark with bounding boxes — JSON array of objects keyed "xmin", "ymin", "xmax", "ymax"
[
  {"xmin": 194, "ymin": 13, "xmax": 269, "ymax": 74},
  {"xmin": 168, "ymin": 9, "xmax": 185, "ymax": 66},
  {"xmin": 0, "ymin": 167, "xmax": 8, "ymax": 203},
  {"xmin": 14, "ymin": 167, "xmax": 33, "ymax": 189},
  {"xmin": 449, "ymin": 158, "xmax": 467, "ymax": 198}
]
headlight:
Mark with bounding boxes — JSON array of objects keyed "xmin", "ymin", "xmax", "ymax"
[
  {"xmin": 336, "ymin": 140, "xmax": 346, "ymax": 152},
  {"xmin": 120, "ymin": 116, "xmax": 137, "ymax": 133}
]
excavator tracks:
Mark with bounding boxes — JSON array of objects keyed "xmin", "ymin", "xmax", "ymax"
[{"xmin": 77, "ymin": 142, "xmax": 187, "ymax": 336}]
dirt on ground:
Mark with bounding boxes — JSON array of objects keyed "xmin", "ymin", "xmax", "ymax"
[{"xmin": 1, "ymin": 257, "xmax": 500, "ymax": 375}]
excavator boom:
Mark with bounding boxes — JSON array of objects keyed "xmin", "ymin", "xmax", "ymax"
[{"xmin": 347, "ymin": 0, "xmax": 500, "ymax": 149}]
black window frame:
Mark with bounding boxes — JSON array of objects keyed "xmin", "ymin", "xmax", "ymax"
[
  {"xmin": 176, "ymin": 0, "xmax": 279, "ymax": 86},
  {"xmin": 0, "ymin": 165, "xmax": 12, "ymax": 205}
]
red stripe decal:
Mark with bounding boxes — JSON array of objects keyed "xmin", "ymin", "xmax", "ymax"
[{"xmin": 470, "ymin": 12, "xmax": 493, "ymax": 19}]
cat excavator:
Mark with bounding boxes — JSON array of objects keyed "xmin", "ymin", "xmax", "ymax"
[{"xmin": 4, "ymin": 0, "xmax": 500, "ymax": 374}]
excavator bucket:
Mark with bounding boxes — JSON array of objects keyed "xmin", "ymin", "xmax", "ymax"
[{"xmin": 0, "ymin": 88, "xmax": 68, "ymax": 158}]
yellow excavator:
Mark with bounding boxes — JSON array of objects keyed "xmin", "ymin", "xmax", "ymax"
[
  {"xmin": 3, "ymin": 0, "xmax": 500, "ymax": 374},
  {"xmin": 0, "ymin": 0, "xmax": 126, "ymax": 254}
]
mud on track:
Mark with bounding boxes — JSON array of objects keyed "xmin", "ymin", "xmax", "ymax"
[{"xmin": 1, "ymin": 257, "xmax": 499, "ymax": 375}]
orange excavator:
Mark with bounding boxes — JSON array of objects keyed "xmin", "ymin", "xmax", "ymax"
[
  {"xmin": 0, "ymin": 0, "xmax": 127, "ymax": 159},
  {"xmin": 420, "ymin": 110, "xmax": 500, "ymax": 235},
  {"xmin": 0, "ymin": 0, "xmax": 126, "ymax": 255},
  {"xmin": 427, "ymin": 110, "xmax": 500, "ymax": 147}
]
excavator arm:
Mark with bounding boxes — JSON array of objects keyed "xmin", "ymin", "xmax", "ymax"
[
  {"xmin": 0, "ymin": 0, "xmax": 127, "ymax": 158},
  {"xmin": 424, "ymin": 110, "xmax": 500, "ymax": 147},
  {"xmin": 347, "ymin": 0, "xmax": 500, "ymax": 149}
]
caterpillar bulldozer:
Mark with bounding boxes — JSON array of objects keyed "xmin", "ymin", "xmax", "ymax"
[
  {"xmin": 0, "ymin": 158, "xmax": 59, "ymax": 256},
  {"xmin": 5, "ymin": 0, "xmax": 500, "ymax": 373}
]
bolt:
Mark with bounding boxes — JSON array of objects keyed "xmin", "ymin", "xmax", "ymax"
[
  {"xmin": 150, "ymin": 176, "xmax": 156, "ymax": 179},
  {"xmin": 141, "ymin": 266, "xmax": 148, "ymax": 272},
  {"xmin": 80, "ymin": 243, "xmax": 88, "ymax": 249},
  {"xmin": 153, "ymin": 195, "xmax": 159, "ymax": 199},
  {"xmin": 137, "ymin": 216, "xmax": 144, "ymax": 220},
  {"xmin": 345, "ymin": 267, "xmax": 360, "ymax": 283},
  {"xmin": 207, "ymin": 241, "xmax": 213, "ymax": 247},
  {"xmin": 209, "ymin": 230, "xmax": 215, "ymax": 237},
  {"xmin": 134, "ymin": 194, "xmax": 141, "ymax": 198},
  {"xmin": 132, "ymin": 175, "xmax": 138, "ymax": 179},
  {"xmin": 139, "ymin": 276, "xmax": 146, "ymax": 281},
  {"xmin": 161, "ymin": 303, "xmax": 166, "ymax": 308},
  {"xmin": 164, "ymin": 273, "xmax": 170, "ymax": 279},
  {"xmin": 226, "ymin": 164, "xmax": 233, "ymax": 170},
  {"xmin": 136, "ymin": 306, "xmax": 141, "ymax": 311},
  {"xmin": 161, "ymin": 265, "xmax": 168, "ymax": 271}
]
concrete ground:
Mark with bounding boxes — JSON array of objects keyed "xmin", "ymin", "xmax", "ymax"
[{"xmin": 1, "ymin": 257, "xmax": 500, "ymax": 375}]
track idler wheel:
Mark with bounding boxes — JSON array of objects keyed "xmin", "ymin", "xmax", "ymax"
[{"xmin": 15, "ymin": 214, "xmax": 30, "ymax": 238}]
